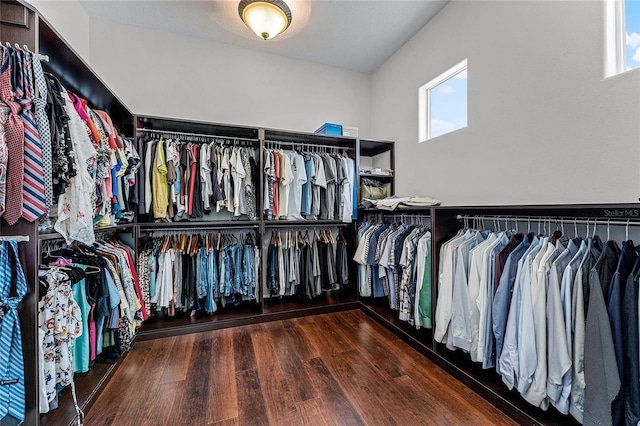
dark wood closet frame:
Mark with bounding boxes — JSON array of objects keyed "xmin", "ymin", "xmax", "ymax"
[
  {"xmin": 132, "ymin": 116, "xmax": 363, "ymax": 343},
  {"xmin": 357, "ymin": 138, "xmax": 395, "ymax": 200}
]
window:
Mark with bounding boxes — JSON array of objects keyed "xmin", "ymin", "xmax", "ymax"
[
  {"xmin": 606, "ymin": 0, "xmax": 639, "ymax": 76},
  {"xmin": 625, "ymin": 0, "xmax": 640, "ymax": 70},
  {"xmin": 419, "ymin": 59, "xmax": 467, "ymax": 142}
]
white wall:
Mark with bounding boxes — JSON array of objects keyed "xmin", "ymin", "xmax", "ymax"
[
  {"xmin": 29, "ymin": 0, "xmax": 90, "ymax": 62},
  {"xmin": 371, "ymin": 0, "xmax": 640, "ymax": 205},
  {"xmin": 88, "ymin": 18, "xmax": 371, "ymax": 136}
]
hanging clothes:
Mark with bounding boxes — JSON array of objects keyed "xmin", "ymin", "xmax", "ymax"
[
  {"xmin": 38, "ymin": 234, "xmax": 143, "ymax": 414},
  {"xmin": 140, "ymin": 231, "xmax": 259, "ymax": 317},
  {"xmin": 138, "ymin": 137, "xmax": 258, "ymax": 222},
  {"xmin": 434, "ymin": 217, "xmax": 639, "ymax": 426},
  {"xmin": 354, "ymin": 217, "xmax": 431, "ymax": 328},
  {"xmin": 0, "ymin": 239, "xmax": 28, "ymax": 424},
  {"xmin": 266, "ymin": 228, "xmax": 348, "ymax": 300},
  {"xmin": 263, "ymin": 145, "xmax": 355, "ymax": 224}
]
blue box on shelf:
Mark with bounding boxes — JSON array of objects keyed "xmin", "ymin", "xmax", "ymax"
[{"xmin": 315, "ymin": 123, "xmax": 343, "ymax": 136}]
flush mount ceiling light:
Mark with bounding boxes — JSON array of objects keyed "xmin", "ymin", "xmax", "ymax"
[{"xmin": 238, "ymin": 0, "xmax": 292, "ymax": 41}]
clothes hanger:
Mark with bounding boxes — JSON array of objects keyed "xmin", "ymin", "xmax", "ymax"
[
  {"xmin": 586, "ymin": 218, "xmax": 590, "ymax": 239},
  {"xmin": 626, "ymin": 219, "xmax": 630, "ymax": 241}
]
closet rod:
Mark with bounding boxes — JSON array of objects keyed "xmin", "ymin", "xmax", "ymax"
[
  {"xmin": 383, "ymin": 214, "xmax": 431, "ymax": 220},
  {"xmin": 455, "ymin": 214, "xmax": 640, "ymax": 227},
  {"xmin": 138, "ymin": 128, "xmax": 259, "ymax": 142},
  {"xmin": 265, "ymin": 224, "xmax": 347, "ymax": 229},
  {"xmin": 147, "ymin": 227, "xmax": 258, "ymax": 237},
  {"xmin": 264, "ymin": 139, "xmax": 353, "ymax": 151}
]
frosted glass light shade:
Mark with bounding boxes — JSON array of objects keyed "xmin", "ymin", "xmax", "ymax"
[{"xmin": 239, "ymin": 0, "xmax": 292, "ymax": 40}]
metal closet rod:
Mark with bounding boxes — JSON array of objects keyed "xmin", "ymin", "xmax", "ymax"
[
  {"xmin": 264, "ymin": 139, "xmax": 353, "ymax": 151},
  {"xmin": 147, "ymin": 228, "xmax": 257, "ymax": 237},
  {"xmin": 456, "ymin": 214, "xmax": 640, "ymax": 227},
  {"xmin": 138, "ymin": 128, "xmax": 259, "ymax": 142},
  {"xmin": 383, "ymin": 214, "xmax": 431, "ymax": 220}
]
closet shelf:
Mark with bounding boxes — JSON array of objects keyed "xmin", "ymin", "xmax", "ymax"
[
  {"xmin": 359, "ymin": 173, "xmax": 394, "ymax": 180},
  {"xmin": 358, "ymin": 207, "xmax": 433, "ymax": 214},
  {"xmin": 137, "ymin": 220, "xmax": 261, "ymax": 230},
  {"xmin": 263, "ymin": 220, "xmax": 350, "ymax": 227},
  {"xmin": 359, "ymin": 138, "xmax": 395, "ymax": 157},
  {"xmin": 38, "ymin": 224, "xmax": 135, "ymax": 241}
]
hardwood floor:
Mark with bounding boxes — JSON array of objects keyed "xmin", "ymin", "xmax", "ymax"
[{"xmin": 84, "ymin": 310, "xmax": 516, "ymax": 426}]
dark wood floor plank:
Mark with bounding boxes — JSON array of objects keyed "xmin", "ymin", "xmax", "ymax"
[
  {"xmin": 168, "ymin": 334, "xmax": 212, "ymax": 424},
  {"xmin": 302, "ymin": 357, "xmax": 365, "ymax": 426},
  {"xmin": 297, "ymin": 314, "xmax": 355, "ymax": 359},
  {"xmin": 233, "ymin": 326, "xmax": 257, "ymax": 372},
  {"xmin": 268, "ymin": 323, "xmax": 316, "ymax": 403},
  {"xmin": 325, "ymin": 310, "xmax": 411, "ymax": 379},
  {"xmin": 296, "ymin": 398, "xmax": 329, "ymax": 426},
  {"xmin": 250, "ymin": 325, "xmax": 303, "ymax": 425},
  {"xmin": 393, "ymin": 374, "xmax": 516, "ymax": 426},
  {"xmin": 283, "ymin": 319, "xmax": 320, "ymax": 360},
  {"xmin": 235, "ymin": 368, "xmax": 269, "ymax": 426},
  {"xmin": 207, "ymin": 327, "xmax": 238, "ymax": 424},
  {"xmin": 208, "ymin": 418, "xmax": 239, "ymax": 426},
  {"xmin": 139, "ymin": 385, "xmax": 181, "ymax": 426},
  {"xmin": 160, "ymin": 334, "xmax": 195, "ymax": 383},
  {"xmin": 328, "ymin": 350, "xmax": 419, "ymax": 425},
  {"xmin": 83, "ymin": 340, "xmax": 158, "ymax": 425}
]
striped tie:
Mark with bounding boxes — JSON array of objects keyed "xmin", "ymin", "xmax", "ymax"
[
  {"xmin": 0, "ymin": 240, "xmax": 27, "ymax": 423},
  {"xmin": 30, "ymin": 53, "xmax": 53, "ymax": 212},
  {"xmin": 14, "ymin": 50, "xmax": 46, "ymax": 222}
]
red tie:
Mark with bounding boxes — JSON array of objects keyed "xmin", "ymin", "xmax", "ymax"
[{"xmin": 0, "ymin": 48, "xmax": 24, "ymax": 226}]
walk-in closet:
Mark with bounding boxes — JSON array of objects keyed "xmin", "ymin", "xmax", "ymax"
[{"xmin": 0, "ymin": 0, "xmax": 638, "ymax": 425}]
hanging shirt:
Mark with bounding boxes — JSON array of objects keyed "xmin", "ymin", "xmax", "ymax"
[
  {"xmin": 546, "ymin": 239, "xmax": 578, "ymax": 404},
  {"xmin": 287, "ymin": 152, "xmax": 307, "ymax": 221},
  {"xmin": 151, "ymin": 139, "xmax": 168, "ymax": 220},
  {"xmin": 499, "ymin": 235, "xmax": 540, "ymax": 390},
  {"xmin": 301, "ymin": 153, "xmax": 315, "ymax": 216},
  {"xmin": 554, "ymin": 239, "xmax": 587, "ymax": 415},
  {"xmin": 341, "ymin": 156, "xmax": 354, "ymax": 223},
  {"xmin": 311, "ymin": 154, "xmax": 326, "ymax": 220},
  {"xmin": 278, "ymin": 150, "xmax": 293, "ymax": 219}
]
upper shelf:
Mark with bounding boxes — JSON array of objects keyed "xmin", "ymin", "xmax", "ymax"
[
  {"xmin": 264, "ymin": 128, "xmax": 356, "ymax": 148},
  {"xmin": 38, "ymin": 18, "xmax": 134, "ymax": 136},
  {"xmin": 359, "ymin": 138, "xmax": 394, "ymax": 157},
  {"xmin": 136, "ymin": 115, "xmax": 259, "ymax": 140}
]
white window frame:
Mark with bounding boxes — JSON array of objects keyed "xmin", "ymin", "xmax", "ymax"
[
  {"xmin": 418, "ymin": 58, "xmax": 467, "ymax": 143},
  {"xmin": 605, "ymin": 0, "xmax": 637, "ymax": 76}
]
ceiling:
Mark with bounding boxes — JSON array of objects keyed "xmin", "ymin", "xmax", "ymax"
[{"xmin": 78, "ymin": 0, "xmax": 449, "ymax": 74}]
